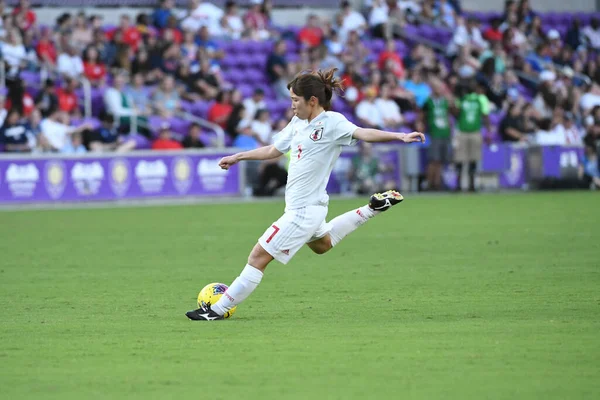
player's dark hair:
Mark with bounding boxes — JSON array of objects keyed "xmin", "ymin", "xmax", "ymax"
[{"xmin": 287, "ymin": 68, "xmax": 344, "ymax": 111}]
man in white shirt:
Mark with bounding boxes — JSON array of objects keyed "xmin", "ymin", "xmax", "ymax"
[
  {"xmin": 242, "ymin": 88, "xmax": 266, "ymax": 125},
  {"xmin": 39, "ymin": 111, "xmax": 92, "ymax": 152},
  {"xmin": 181, "ymin": 0, "xmax": 224, "ymax": 36},
  {"xmin": 580, "ymin": 83, "xmax": 600, "ymax": 116},
  {"xmin": 447, "ymin": 16, "xmax": 488, "ymax": 57},
  {"xmin": 583, "ymin": 18, "xmax": 600, "ymax": 50},
  {"xmin": 375, "ymin": 84, "xmax": 403, "ymax": 129},
  {"xmin": 186, "ymin": 68, "xmax": 424, "ymax": 321},
  {"xmin": 338, "ymin": 1, "xmax": 367, "ymax": 42},
  {"xmin": 1, "ymin": 29, "xmax": 26, "ymax": 76},
  {"xmin": 57, "ymin": 45, "xmax": 84, "ymax": 79},
  {"xmin": 356, "ymin": 86, "xmax": 384, "ymax": 128}
]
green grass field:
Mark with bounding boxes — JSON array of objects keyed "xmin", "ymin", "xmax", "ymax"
[{"xmin": 1, "ymin": 192, "xmax": 599, "ymax": 399}]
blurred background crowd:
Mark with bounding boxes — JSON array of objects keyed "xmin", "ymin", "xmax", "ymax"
[{"xmin": 0, "ymin": 0, "xmax": 599, "ymax": 192}]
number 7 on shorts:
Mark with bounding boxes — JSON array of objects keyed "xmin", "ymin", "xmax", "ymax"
[{"xmin": 265, "ymin": 225, "xmax": 280, "ymax": 244}]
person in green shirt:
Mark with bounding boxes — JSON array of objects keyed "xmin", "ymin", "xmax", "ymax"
[
  {"xmin": 453, "ymin": 80, "xmax": 491, "ymax": 192},
  {"xmin": 419, "ymin": 79, "xmax": 452, "ymax": 191},
  {"xmin": 348, "ymin": 142, "xmax": 392, "ymax": 195}
]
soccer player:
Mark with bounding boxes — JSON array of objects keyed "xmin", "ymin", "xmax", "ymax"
[{"xmin": 186, "ymin": 68, "xmax": 424, "ymax": 321}]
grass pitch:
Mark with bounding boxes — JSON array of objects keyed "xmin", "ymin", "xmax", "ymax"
[{"xmin": 1, "ymin": 192, "xmax": 599, "ymax": 399}]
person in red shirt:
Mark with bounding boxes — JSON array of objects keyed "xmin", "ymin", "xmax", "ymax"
[
  {"xmin": 378, "ymin": 40, "xmax": 405, "ymax": 79},
  {"xmin": 118, "ymin": 15, "xmax": 141, "ymax": 51},
  {"xmin": 36, "ymin": 27, "xmax": 57, "ymax": 66},
  {"xmin": 298, "ymin": 14, "xmax": 323, "ymax": 48},
  {"xmin": 5, "ymin": 77, "xmax": 34, "ymax": 117},
  {"xmin": 56, "ymin": 78, "xmax": 79, "ymax": 116},
  {"xmin": 82, "ymin": 46, "xmax": 107, "ymax": 87},
  {"xmin": 152, "ymin": 122, "xmax": 183, "ymax": 150},
  {"xmin": 483, "ymin": 18, "xmax": 503, "ymax": 43},
  {"xmin": 12, "ymin": 0, "xmax": 36, "ymax": 31},
  {"xmin": 207, "ymin": 90, "xmax": 234, "ymax": 129},
  {"xmin": 161, "ymin": 15, "xmax": 183, "ymax": 44}
]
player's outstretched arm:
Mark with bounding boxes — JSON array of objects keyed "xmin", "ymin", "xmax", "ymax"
[
  {"xmin": 352, "ymin": 128, "xmax": 425, "ymax": 144},
  {"xmin": 218, "ymin": 145, "xmax": 283, "ymax": 170}
]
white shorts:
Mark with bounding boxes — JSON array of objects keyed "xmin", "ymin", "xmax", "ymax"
[{"xmin": 258, "ymin": 205, "xmax": 330, "ymax": 264}]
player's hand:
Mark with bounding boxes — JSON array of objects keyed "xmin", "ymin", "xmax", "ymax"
[
  {"xmin": 402, "ymin": 132, "xmax": 426, "ymax": 143},
  {"xmin": 218, "ymin": 155, "xmax": 239, "ymax": 170}
]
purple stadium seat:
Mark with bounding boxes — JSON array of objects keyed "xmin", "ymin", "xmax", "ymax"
[{"xmin": 129, "ymin": 133, "xmax": 152, "ymax": 150}]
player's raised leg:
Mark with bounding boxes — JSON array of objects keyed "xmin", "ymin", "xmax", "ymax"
[{"xmin": 307, "ymin": 189, "xmax": 404, "ymax": 254}]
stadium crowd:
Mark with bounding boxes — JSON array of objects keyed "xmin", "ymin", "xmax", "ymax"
[{"xmin": 0, "ymin": 0, "xmax": 599, "ymax": 191}]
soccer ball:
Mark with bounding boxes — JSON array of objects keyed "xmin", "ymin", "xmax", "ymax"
[{"xmin": 197, "ymin": 282, "xmax": 236, "ymax": 319}]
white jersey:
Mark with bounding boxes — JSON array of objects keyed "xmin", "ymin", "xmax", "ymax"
[{"xmin": 272, "ymin": 111, "xmax": 358, "ymax": 210}]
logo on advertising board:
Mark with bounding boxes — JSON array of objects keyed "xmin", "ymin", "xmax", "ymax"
[
  {"xmin": 172, "ymin": 156, "xmax": 192, "ymax": 194},
  {"xmin": 5, "ymin": 162, "xmax": 39, "ymax": 198},
  {"xmin": 503, "ymin": 152, "xmax": 523, "ymax": 186},
  {"xmin": 197, "ymin": 158, "xmax": 228, "ymax": 191},
  {"xmin": 44, "ymin": 160, "xmax": 66, "ymax": 200},
  {"xmin": 135, "ymin": 159, "xmax": 167, "ymax": 193},
  {"xmin": 109, "ymin": 158, "xmax": 131, "ymax": 197},
  {"xmin": 71, "ymin": 161, "xmax": 104, "ymax": 196}
]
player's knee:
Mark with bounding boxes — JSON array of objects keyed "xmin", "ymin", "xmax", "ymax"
[
  {"xmin": 248, "ymin": 244, "xmax": 272, "ymax": 271},
  {"xmin": 311, "ymin": 236, "xmax": 332, "ymax": 255}
]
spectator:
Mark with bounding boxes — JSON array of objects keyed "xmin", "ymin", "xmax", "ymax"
[
  {"xmin": 92, "ymin": 28, "xmax": 115, "ymax": 67},
  {"xmin": 532, "ymin": 80, "xmax": 557, "ymax": 123},
  {"xmin": 349, "ymin": 142, "xmax": 391, "ymax": 195},
  {"xmin": 152, "ymin": 75, "xmax": 182, "ymax": 118},
  {"xmin": 208, "ymin": 90, "xmax": 234, "ymax": 129},
  {"xmin": 578, "ymin": 144, "xmax": 600, "ymax": 189},
  {"xmin": 266, "ymin": 40, "xmax": 289, "ymax": 100},
  {"xmin": 341, "ymin": 30, "xmax": 369, "ymax": 69},
  {"xmin": 298, "ymin": 14, "xmax": 323, "ymax": 49},
  {"xmin": 131, "ymin": 47, "xmax": 161, "ymax": 84},
  {"xmin": 136, "ymin": 12, "xmax": 151, "ymax": 36},
  {"xmin": 104, "ymin": 72, "xmax": 150, "ymax": 136},
  {"xmin": 56, "ymin": 78, "xmax": 80, "ymax": 116},
  {"xmin": 0, "ymin": 109, "xmax": 30, "ymax": 153},
  {"xmin": 82, "ymin": 46, "xmax": 107, "ymax": 87},
  {"xmin": 581, "ymin": 83, "xmax": 600, "ymax": 117},
  {"xmin": 502, "ymin": 0, "xmax": 518, "ymax": 25},
  {"xmin": 26, "ymin": 108, "xmax": 42, "ymax": 151},
  {"xmin": 356, "ymin": 86, "xmax": 384, "ymax": 128},
  {"xmin": 195, "ymin": 26, "xmax": 224, "ymax": 69},
  {"xmin": 181, "ymin": 30, "xmax": 199, "ymax": 64},
  {"xmin": 118, "ymin": 15, "xmax": 142, "ymax": 51},
  {"xmin": 182, "ymin": 0, "xmax": 224, "ymax": 36},
  {"xmin": 1, "ymin": 29, "xmax": 26, "ymax": 76},
  {"xmin": 186, "ymin": 57, "xmax": 220, "ymax": 100},
  {"xmin": 152, "ymin": 122, "xmax": 183, "ymax": 150},
  {"xmin": 35, "ymin": 79, "xmax": 59, "ymax": 118},
  {"xmin": 161, "ymin": 15, "xmax": 183, "ymax": 44},
  {"xmin": 182, "ymin": 122, "xmax": 206, "ymax": 148},
  {"xmin": 126, "ymin": 72, "xmax": 152, "ymax": 116},
  {"xmin": 159, "ymin": 42, "xmax": 180, "ymax": 76},
  {"xmin": 84, "ymin": 111, "xmax": 135, "ymax": 152},
  {"xmin": 565, "ymin": 18, "xmax": 583, "ymax": 51},
  {"xmin": 244, "ymin": 0, "xmax": 270, "ymax": 40},
  {"xmin": 60, "ymin": 131, "xmax": 87, "ymax": 154},
  {"xmin": 453, "ymin": 80, "xmax": 491, "ymax": 192},
  {"xmin": 483, "ymin": 17, "xmax": 503, "ymax": 43},
  {"xmin": 254, "ymin": 119, "xmax": 287, "ymax": 196},
  {"xmin": 368, "ymin": 0, "xmax": 389, "ymax": 39},
  {"xmin": 6, "ymin": 78, "xmax": 34, "ymax": 117},
  {"xmin": 338, "ymin": 1, "xmax": 366, "ymax": 42},
  {"xmin": 375, "ymin": 84, "xmax": 403, "ymax": 129},
  {"xmin": 72, "ymin": 12, "xmax": 93, "ymax": 51},
  {"xmin": 325, "ymin": 30, "xmax": 344, "ymax": 57},
  {"xmin": 152, "ymin": 0, "xmax": 174, "ymax": 30},
  {"xmin": 242, "ymin": 88, "xmax": 267, "ymax": 125},
  {"xmin": 583, "ymin": 18, "xmax": 600, "ymax": 51},
  {"xmin": 222, "ymin": 1, "xmax": 244, "ymax": 40},
  {"xmin": 435, "ymin": 0, "xmax": 457, "ymax": 29},
  {"xmin": 525, "ymin": 15, "xmax": 546, "ymax": 49},
  {"xmin": 420, "ymin": 79, "xmax": 452, "ymax": 191},
  {"xmin": 12, "ymin": 0, "xmax": 35, "ymax": 31},
  {"xmin": 499, "ymin": 100, "xmax": 529, "ymax": 142},
  {"xmin": 250, "ymin": 109, "xmax": 273, "ymax": 144},
  {"xmin": 517, "ymin": 0, "xmax": 535, "ymax": 25},
  {"xmin": 39, "ymin": 111, "xmax": 93, "ymax": 153},
  {"xmin": 538, "ymin": 111, "xmax": 583, "ymax": 146},
  {"xmin": 447, "ymin": 16, "xmax": 488, "ymax": 58},
  {"xmin": 403, "ymin": 69, "xmax": 432, "ymax": 108},
  {"xmin": 57, "ymin": 45, "xmax": 84, "ymax": 79},
  {"xmin": 378, "ymin": 40, "xmax": 405, "ymax": 80},
  {"xmin": 36, "ymin": 27, "xmax": 57, "ymax": 67}
]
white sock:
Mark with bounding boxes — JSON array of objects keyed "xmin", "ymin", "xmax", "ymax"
[
  {"xmin": 328, "ymin": 205, "xmax": 380, "ymax": 247},
  {"xmin": 212, "ymin": 264, "xmax": 263, "ymax": 316}
]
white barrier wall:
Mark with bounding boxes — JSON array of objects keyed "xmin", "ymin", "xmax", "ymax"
[{"xmin": 460, "ymin": 0, "xmax": 597, "ymax": 12}]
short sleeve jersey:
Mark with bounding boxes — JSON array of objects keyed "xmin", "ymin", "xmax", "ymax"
[{"xmin": 272, "ymin": 111, "xmax": 358, "ymax": 210}]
